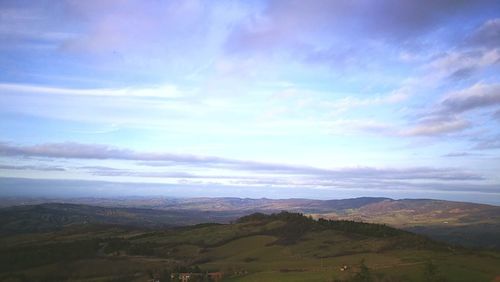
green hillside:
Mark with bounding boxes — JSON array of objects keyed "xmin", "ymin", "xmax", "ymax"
[
  {"xmin": 1, "ymin": 205, "xmax": 499, "ymax": 281},
  {"xmin": 2, "ymin": 197, "xmax": 500, "ymax": 250}
]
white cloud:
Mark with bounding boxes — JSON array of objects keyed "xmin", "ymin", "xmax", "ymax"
[
  {"xmin": 0, "ymin": 141, "xmax": 487, "ymax": 187},
  {"xmin": 400, "ymin": 118, "xmax": 470, "ymax": 137},
  {"xmin": 467, "ymin": 18, "xmax": 500, "ymax": 48},
  {"xmin": 0, "ymin": 83, "xmax": 185, "ymax": 98},
  {"xmin": 328, "ymin": 119, "xmax": 394, "ymax": 135},
  {"xmin": 440, "ymin": 83, "xmax": 500, "ymax": 113},
  {"xmin": 327, "ymin": 91, "xmax": 409, "ymax": 113}
]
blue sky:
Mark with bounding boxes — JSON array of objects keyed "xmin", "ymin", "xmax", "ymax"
[{"xmin": 1, "ymin": 0, "xmax": 500, "ymax": 204}]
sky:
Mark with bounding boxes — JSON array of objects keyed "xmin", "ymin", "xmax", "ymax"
[{"xmin": 1, "ymin": 0, "xmax": 500, "ymax": 204}]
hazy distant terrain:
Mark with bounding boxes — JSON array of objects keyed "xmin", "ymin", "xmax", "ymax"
[
  {"xmin": 0, "ymin": 203, "xmax": 241, "ymax": 234},
  {"xmin": 2, "ymin": 196, "xmax": 500, "ymax": 250}
]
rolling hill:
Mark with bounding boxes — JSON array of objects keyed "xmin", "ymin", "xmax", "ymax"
[
  {"xmin": 2, "ymin": 196, "xmax": 500, "ymax": 249},
  {"xmin": 0, "ymin": 206, "xmax": 499, "ymax": 281}
]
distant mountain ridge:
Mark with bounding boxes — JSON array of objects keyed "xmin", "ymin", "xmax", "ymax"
[{"xmin": 151, "ymin": 196, "xmax": 392, "ymax": 213}]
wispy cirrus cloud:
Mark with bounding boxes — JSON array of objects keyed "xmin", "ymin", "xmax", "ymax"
[
  {"xmin": 326, "ymin": 91, "xmax": 409, "ymax": 114},
  {"xmin": 397, "ymin": 82, "xmax": 500, "ymax": 137},
  {"xmin": 83, "ymin": 167, "xmax": 201, "ymax": 179},
  {"xmin": 466, "ymin": 18, "xmax": 500, "ymax": 48},
  {"xmin": 0, "ymin": 164, "xmax": 65, "ymax": 171},
  {"xmin": 0, "ymin": 83, "xmax": 185, "ymax": 98},
  {"xmin": 1, "ymin": 1, "xmax": 500, "ymax": 202},
  {"xmin": 400, "ymin": 117, "xmax": 470, "ymax": 137},
  {"xmin": 225, "ymin": 0, "xmax": 499, "ymax": 54},
  {"xmin": 440, "ymin": 83, "xmax": 500, "ymax": 114},
  {"xmin": 494, "ymin": 109, "xmax": 500, "ymax": 120},
  {"xmin": 426, "ymin": 48, "xmax": 500, "ymax": 81},
  {"xmin": 473, "ymin": 135, "xmax": 500, "ymax": 150},
  {"xmin": 0, "ymin": 141, "xmax": 229, "ymax": 164},
  {"xmin": 0, "ymin": 141, "xmax": 484, "ymax": 182},
  {"xmin": 442, "ymin": 152, "xmax": 475, "ymax": 158},
  {"xmin": 223, "ymin": 0, "xmax": 500, "ymax": 80}
]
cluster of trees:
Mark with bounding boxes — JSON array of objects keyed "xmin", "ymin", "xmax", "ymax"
[
  {"xmin": 237, "ymin": 211, "xmax": 446, "ymax": 252},
  {"xmin": 237, "ymin": 212, "xmax": 273, "ymax": 223},
  {"xmin": 316, "ymin": 218, "xmax": 405, "ymax": 238},
  {"xmin": 238, "ymin": 211, "xmax": 314, "ymax": 224},
  {"xmin": 267, "ymin": 213, "xmax": 317, "ymax": 245},
  {"xmin": 240, "ymin": 211, "xmax": 446, "ymax": 251},
  {"xmin": 239, "ymin": 211, "xmax": 407, "ymax": 241}
]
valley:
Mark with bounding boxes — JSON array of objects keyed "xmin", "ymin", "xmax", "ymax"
[
  {"xmin": 0, "ymin": 201, "xmax": 499, "ymax": 281},
  {"xmin": 2, "ymin": 196, "xmax": 499, "ymax": 250}
]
